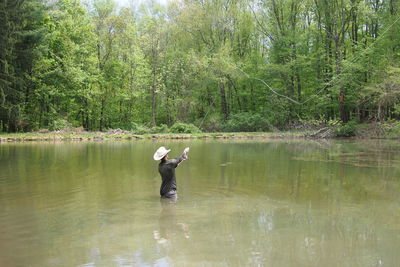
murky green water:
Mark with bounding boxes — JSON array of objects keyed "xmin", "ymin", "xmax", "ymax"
[{"xmin": 1, "ymin": 140, "xmax": 400, "ymax": 267}]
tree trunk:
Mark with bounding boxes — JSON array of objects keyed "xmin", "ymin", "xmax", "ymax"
[
  {"xmin": 100, "ymin": 98, "xmax": 105, "ymax": 131},
  {"xmin": 228, "ymin": 76, "xmax": 242, "ymax": 111},
  {"xmin": 296, "ymin": 73, "xmax": 301, "ymax": 100},
  {"xmin": 339, "ymin": 91, "xmax": 348, "ymax": 122},
  {"xmin": 151, "ymin": 85, "xmax": 156, "ymax": 127},
  {"xmin": 219, "ymin": 82, "xmax": 229, "ymax": 121}
]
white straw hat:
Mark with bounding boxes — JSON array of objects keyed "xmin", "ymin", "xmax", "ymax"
[{"xmin": 153, "ymin": 146, "xmax": 171, "ymax": 160}]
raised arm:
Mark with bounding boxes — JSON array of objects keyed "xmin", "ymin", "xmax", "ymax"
[
  {"xmin": 168, "ymin": 153, "xmax": 186, "ymax": 168},
  {"xmin": 168, "ymin": 148, "xmax": 189, "ymax": 168}
]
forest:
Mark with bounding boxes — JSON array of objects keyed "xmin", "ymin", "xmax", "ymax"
[{"xmin": 1, "ymin": 0, "xmax": 399, "ymax": 133}]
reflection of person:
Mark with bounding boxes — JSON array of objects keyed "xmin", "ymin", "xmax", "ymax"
[
  {"xmin": 153, "ymin": 146, "xmax": 189, "ymax": 199},
  {"xmin": 153, "ymin": 198, "xmax": 190, "ymax": 244}
]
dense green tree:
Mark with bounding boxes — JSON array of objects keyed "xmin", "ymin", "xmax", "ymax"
[
  {"xmin": 30, "ymin": 0, "xmax": 98, "ymax": 130},
  {"xmin": 1, "ymin": 0, "xmax": 399, "ymax": 132},
  {"xmin": 0, "ymin": 0, "xmax": 46, "ymax": 132}
]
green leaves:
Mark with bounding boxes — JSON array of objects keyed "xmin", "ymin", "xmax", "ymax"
[{"xmin": 1, "ymin": 0, "xmax": 400, "ymax": 133}]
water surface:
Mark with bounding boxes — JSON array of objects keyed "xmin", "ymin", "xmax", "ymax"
[{"xmin": 0, "ymin": 140, "xmax": 400, "ymax": 266}]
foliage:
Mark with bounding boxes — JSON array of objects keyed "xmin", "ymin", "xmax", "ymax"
[
  {"xmin": 130, "ymin": 123, "xmax": 151, "ymax": 135},
  {"xmin": 386, "ymin": 122, "xmax": 400, "ymax": 138},
  {"xmin": 169, "ymin": 122, "xmax": 201, "ymax": 134},
  {"xmin": 50, "ymin": 118, "xmax": 72, "ymax": 131},
  {"xmin": 334, "ymin": 121, "xmax": 357, "ymax": 137},
  {"xmin": 152, "ymin": 124, "xmax": 169, "ymax": 134},
  {"xmin": 359, "ymin": 67, "xmax": 400, "ymax": 121},
  {"xmin": 197, "ymin": 115, "xmax": 225, "ymax": 132},
  {"xmin": 225, "ymin": 112, "xmax": 271, "ymax": 132},
  {"xmin": 0, "ymin": 0, "xmax": 46, "ymax": 132},
  {"xmin": 130, "ymin": 122, "xmax": 169, "ymax": 134},
  {"xmin": 383, "ymin": 121, "xmax": 400, "ymax": 138},
  {"xmin": 1, "ymin": 0, "xmax": 400, "ymax": 133}
]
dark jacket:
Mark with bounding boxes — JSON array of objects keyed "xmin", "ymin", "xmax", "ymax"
[{"xmin": 158, "ymin": 153, "xmax": 186, "ymax": 197}]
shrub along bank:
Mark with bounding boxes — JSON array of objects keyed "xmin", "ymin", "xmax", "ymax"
[{"xmin": 1, "ymin": 121, "xmax": 400, "ymax": 142}]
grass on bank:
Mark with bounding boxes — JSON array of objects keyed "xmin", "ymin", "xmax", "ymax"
[
  {"xmin": 0, "ymin": 130, "xmax": 310, "ymax": 142},
  {"xmin": 1, "ymin": 121, "xmax": 400, "ymax": 142},
  {"xmin": 338, "ymin": 121, "xmax": 400, "ymax": 139}
]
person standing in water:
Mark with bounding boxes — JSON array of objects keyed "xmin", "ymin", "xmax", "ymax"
[{"xmin": 153, "ymin": 146, "xmax": 189, "ymax": 198}]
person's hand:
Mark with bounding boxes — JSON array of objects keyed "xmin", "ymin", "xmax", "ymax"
[{"xmin": 183, "ymin": 147, "xmax": 189, "ymax": 159}]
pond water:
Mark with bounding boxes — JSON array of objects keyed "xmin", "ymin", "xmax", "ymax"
[{"xmin": 0, "ymin": 139, "xmax": 400, "ymax": 267}]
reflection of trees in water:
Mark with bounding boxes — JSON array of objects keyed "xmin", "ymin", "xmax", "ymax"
[
  {"xmin": 264, "ymin": 140, "xmax": 400, "ymax": 167},
  {"xmin": 192, "ymin": 140, "xmax": 400, "ymax": 203},
  {"xmin": 219, "ymin": 147, "xmax": 237, "ymax": 191},
  {"xmin": 253, "ymin": 201, "xmax": 388, "ymax": 266},
  {"xmin": 289, "ymin": 166, "xmax": 302, "ymax": 201}
]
